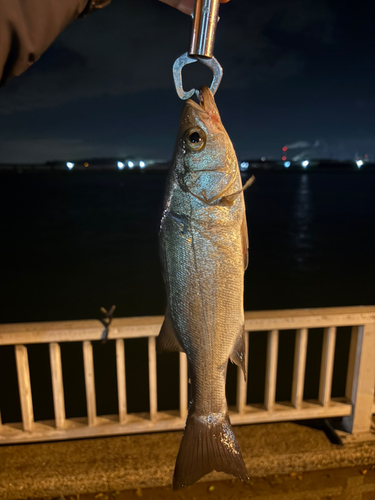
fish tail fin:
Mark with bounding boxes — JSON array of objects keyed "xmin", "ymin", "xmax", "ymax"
[{"xmin": 173, "ymin": 410, "xmax": 249, "ymax": 490}]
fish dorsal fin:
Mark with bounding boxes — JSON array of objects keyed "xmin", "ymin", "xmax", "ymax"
[
  {"xmin": 157, "ymin": 308, "xmax": 183, "ymax": 353},
  {"xmin": 242, "ymin": 214, "xmax": 249, "ymax": 271},
  {"xmin": 230, "ymin": 330, "xmax": 247, "ymax": 381}
]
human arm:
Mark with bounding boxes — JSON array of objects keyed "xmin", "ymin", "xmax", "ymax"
[
  {"xmin": 0, "ymin": 0, "xmax": 229, "ymax": 86},
  {"xmin": 0, "ymin": 0, "xmax": 111, "ymax": 85}
]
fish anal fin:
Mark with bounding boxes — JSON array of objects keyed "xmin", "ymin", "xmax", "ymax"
[
  {"xmin": 156, "ymin": 308, "xmax": 183, "ymax": 353},
  {"xmin": 173, "ymin": 411, "xmax": 248, "ymax": 490},
  {"xmin": 230, "ymin": 330, "xmax": 247, "ymax": 381}
]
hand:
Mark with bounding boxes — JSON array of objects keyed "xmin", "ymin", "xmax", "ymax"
[{"xmin": 159, "ymin": 0, "xmax": 230, "ymax": 16}]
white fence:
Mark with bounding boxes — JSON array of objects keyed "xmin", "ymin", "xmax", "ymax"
[{"xmin": 0, "ymin": 306, "xmax": 374, "ymax": 445}]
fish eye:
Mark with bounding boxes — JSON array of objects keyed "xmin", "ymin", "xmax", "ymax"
[
  {"xmin": 184, "ymin": 127, "xmax": 206, "ymax": 151},
  {"xmin": 189, "ymin": 132, "xmax": 201, "ymax": 143}
]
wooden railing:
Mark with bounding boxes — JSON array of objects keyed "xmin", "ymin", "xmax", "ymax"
[{"xmin": 0, "ymin": 306, "xmax": 374, "ymax": 445}]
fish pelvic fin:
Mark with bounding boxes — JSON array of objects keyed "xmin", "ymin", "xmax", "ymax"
[
  {"xmin": 156, "ymin": 308, "xmax": 183, "ymax": 353},
  {"xmin": 173, "ymin": 410, "xmax": 249, "ymax": 490},
  {"xmin": 230, "ymin": 330, "xmax": 247, "ymax": 382}
]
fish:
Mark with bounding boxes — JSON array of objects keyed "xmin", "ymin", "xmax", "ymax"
[{"xmin": 158, "ymin": 86, "xmax": 252, "ymax": 489}]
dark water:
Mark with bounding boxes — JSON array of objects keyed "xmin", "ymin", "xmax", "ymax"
[{"xmin": 0, "ymin": 171, "xmax": 374, "ymax": 423}]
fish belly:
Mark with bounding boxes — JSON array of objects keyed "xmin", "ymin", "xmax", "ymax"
[{"xmin": 161, "ymin": 208, "xmax": 244, "ymax": 415}]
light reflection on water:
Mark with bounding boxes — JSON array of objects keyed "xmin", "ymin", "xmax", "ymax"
[{"xmin": 292, "ymin": 174, "xmax": 313, "ymax": 271}]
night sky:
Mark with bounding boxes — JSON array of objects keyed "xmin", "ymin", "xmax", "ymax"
[{"xmin": 0, "ymin": 0, "xmax": 374, "ymax": 163}]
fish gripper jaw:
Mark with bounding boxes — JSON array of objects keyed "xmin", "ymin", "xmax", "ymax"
[{"xmin": 172, "ymin": 52, "xmax": 223, "ymax": 100}]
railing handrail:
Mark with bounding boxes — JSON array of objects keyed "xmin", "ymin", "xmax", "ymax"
[
  {"xmin": 244, "ymin": 306, "xmax": 375, "ymax": 330},
  {"xmin": 0, "ymin": 306, "xmax": 374, "ymax": 346},
  {"xmin": 1, "ymin": 305, "xmax": 374, "ymax": 444}
]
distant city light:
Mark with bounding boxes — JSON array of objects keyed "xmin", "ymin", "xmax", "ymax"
[
  {"xmin": 117, "ymin": 161, "xmax": 125, "ymax": 169},
  {"xmin": 356, "ymin": 160, "xmax": 363, "ymax": 167},
  {"xmin": 282, "ymin": 156, "xmax": 287, "ymax": 161},
  {"xmin": 282, "ymin": 146, "xmax": 288, "ymax": 152},
  {"xmin": 66, "ymin": 162, "xmax": 74, "ymax": 169},
  {"xmin": 139, "ymin": 161, "xmax": 146, "ymax": 168},
  {"xmin": 84, "ymin": 162, "xmax": 89, "ymax": 168},
  {"xmin": 128, "ymin": 161, "xmax": 134, "ymax": 168},
  {"xmin": 261, "ymin": 156, "xmax": 266, "ymax": 161},
  {"xmin": 365, "ymin": 154, "xmax": 369, "ymax": 158},
  {"xmin": 284, "ymin": 161, "xmax": 291, "ymax": 168},
  {"xmin": 302, "ymin": 160, "xmax": 309, "ymax": 168},
  {"xmin": 240, "ymin": 162, "xmax": 249, "ymax": 171}
]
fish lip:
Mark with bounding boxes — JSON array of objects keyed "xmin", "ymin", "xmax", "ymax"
[
  {"xmin": 185, "ymin": 86, "xmax": 216, "ymax": 114},
  {"xmin": 198, "ymin": 86, "xmax": 217, "ymax": 112}
]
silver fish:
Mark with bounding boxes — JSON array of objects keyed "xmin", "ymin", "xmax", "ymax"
[{"xmin": 158, "ymin": 86, "xmax": 251, "ymax": 489}]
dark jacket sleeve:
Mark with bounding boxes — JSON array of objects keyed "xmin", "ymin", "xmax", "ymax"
[{"xmin": 0, "ymin": 0, "xmax": 111, "ymax": 85}]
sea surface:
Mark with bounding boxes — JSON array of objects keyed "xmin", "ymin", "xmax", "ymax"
[{"xmin": 0, "ymin": 170, "xmax": 374, "ymax": 422}]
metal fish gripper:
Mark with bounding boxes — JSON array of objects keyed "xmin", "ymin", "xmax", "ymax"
[{"xmin": 173, "ymin": 0, "xmax": 223, "ymax": 100}]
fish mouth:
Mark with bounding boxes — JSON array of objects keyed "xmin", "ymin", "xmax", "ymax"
[
  {"xmin": 185, "ymin": 86, "xmax": 219, "ymax": 115},
  {"xmin": 198, "ymin": 86, "xmax": 217, "ymax": 112}
]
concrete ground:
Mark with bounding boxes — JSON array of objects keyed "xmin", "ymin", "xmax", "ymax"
[
  {"xmin": 21, "ymin": 466, "xmax": 375, "ymax": 500},
  {"xmin": 1, "ymin": 422, "xmax": 375, "ymax": 500}
]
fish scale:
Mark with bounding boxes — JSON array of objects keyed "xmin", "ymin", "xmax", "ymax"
[{"xmin": 158, "ymin": 86, "xmax": 249, "ymax": 489}]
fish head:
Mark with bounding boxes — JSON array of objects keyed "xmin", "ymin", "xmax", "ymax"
[{"xmin": 174, "ymin": 86, "xmax": 238, "ymax": 204}]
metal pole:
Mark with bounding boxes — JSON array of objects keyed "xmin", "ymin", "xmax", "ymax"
[{"xmin": 189, "ymin": 0, "xmax": 221, "ymax": 58}]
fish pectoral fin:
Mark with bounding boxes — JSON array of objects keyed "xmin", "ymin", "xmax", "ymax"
[
  {"xmin": 220, "ymin": 175, "xmax": 256, "ymax": 205},
  {"xmin": 156, "ymin": 308, "xmax": 183, "ymax": 353},
  {"xmin": 230, "ymin": 330, "xmax": 247, "ymax": 381},
  {"xmin": 242, "ymin": 174, "xmax": 256, "ymax": 191},
  {"xmin": 173, "ymin": 410, "xmax": 248, "ymax": 490}
]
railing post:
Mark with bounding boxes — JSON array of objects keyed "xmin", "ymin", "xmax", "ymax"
[
  {"xmin": 116, "ymin": 339, "xmax": 127, "ymax": 424},
  {"xmin": 265, "ymin": 330, "xmax": 279, "ymax": 412},
  {"xmin": 82, "ymin": 341, "xmax": 97, "ymax": 426},
  {"xmin": 148, "ymin": 336, "xmax": 158, "ymax": 421},
  {"xmin": 179, "ymin": 352, "xmax": 188, "ymax": 420},
  {"xmin": 342, "ymin": 323, "xmax": 375, "ymax": 434},
  {"xmin": 319, "ymin": 327, "xmax": 337, "ymax": 406},
  {"xmin": 15, "ymin": 345, "xmax": 34, "ymax": 432},
  {"xmin": 292, "ymin": 328, "xmax": 308, "ymax": 409},
  {"xmin": 49, "ymin": 342, "xmax": 66, "ymax": 429}
]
